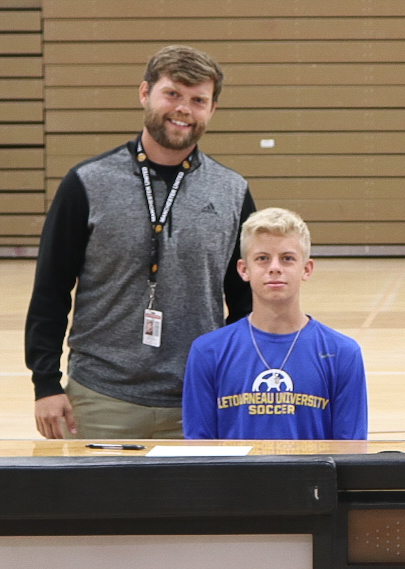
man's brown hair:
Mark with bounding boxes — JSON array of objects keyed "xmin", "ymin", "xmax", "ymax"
[{"xmin": 144, "ymin": 45, "xmax": 224, "ymax": 104}]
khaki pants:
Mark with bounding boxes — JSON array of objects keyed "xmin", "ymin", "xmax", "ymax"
[{"xmin": 64, "ymin": 377, "xmax": 183, "ymax": 439}]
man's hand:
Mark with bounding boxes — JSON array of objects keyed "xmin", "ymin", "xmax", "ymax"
[{"xmin": 35, "ymin": 394, "xmax": 77, "ymax": 439}]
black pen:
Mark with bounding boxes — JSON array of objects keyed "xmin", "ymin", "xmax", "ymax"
[{"xmin": 86, "ymin": 443, "xmax": 146, "ymax": 450}]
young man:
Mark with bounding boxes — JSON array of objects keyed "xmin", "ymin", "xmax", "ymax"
[
  {"xmin": 25, "ymin": 45, "xmax": 255, "ymax": 439},
  {"xmin": 183, "ymin": 208, "xmax": 368, "ymax": 440}
]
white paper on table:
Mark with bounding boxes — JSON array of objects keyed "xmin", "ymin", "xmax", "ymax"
[{"xmin": 146, "ymin": 445, "xmax": 253, "ymax": 457}]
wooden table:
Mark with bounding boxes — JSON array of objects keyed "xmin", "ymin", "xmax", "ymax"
[
  {"xmin": 0, "ymin": 439, "xmax": 404, "ymax": 569},
  {"xmin": 0, "ymin": 437, "xmax": 404, "ymax": 456}
]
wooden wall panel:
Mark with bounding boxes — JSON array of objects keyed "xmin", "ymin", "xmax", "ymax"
[
  {"xmin": 210, "ymin": 110, "xmax": 405, "ymax": 132},
  {"xmin": 0, "ymin": 79, "xmax": 43, "ymax": 99},
  {"xmin": 0, "ymin": 149, "xmax": 44, "ymax": 168},
  {"xmin": 44, "ymin": 41, "xmax": 405, "ymax": 64},
  {"xmin": 43, "ymin": 18, "xmax": 405, "ymax": 42},
  {"xmin": 51, "ymin": 83, "xmax": 405, "ymax": 110},
  {"xmin": 0, "ymin": 35, "xmax": 42, "ymax": 54},
  {"xmin": 218, "ymin": 155, "xmax": 405, "ymax": 178},
  {"xmin": 0, "ymin": 0, "xmax": 40, "ymax": 7},
  {"xmin": 0, "ymin": 237, "xmax": 39, "ymax": 245},
  {"xmin": 0, "ymin": 193, "xmax": 44, "ymax": 213},
  {"xmin": 41, "ymin": 1, "xmax": 405, "ymax": 19},
  {"xmin": 0, "ymin": 5, "xmax": 44, "ymax": 249},
  {"xmin": 45, "ymin": 154, "xmax": 405, "ymax": 180},
  {"xmin": 44, "ymin": 109, "xmax": 405, "ymax": 133},
  {"xmin": 309, "ymin": 223, "xmax": 404, "ymax": 244},
  {"xmin": 44, "ymin": 63, "xmax": 405, "ymax": 87},
  {"xmin": 0, "ymin": 215, "xmax": 44, "ymax": 235},
  {"xmin": 0, "ymin": 58, "xmax": 42, "ymax": 76},
  {"xmin": 0, "ymin": 11, "xmax": 41, "ymax": 31},
  {"xmin": 1, "ymin": 0, "xmax": 401, "ymax": 251},
  {"xmin": 254, "ymin": 200, "xmax": 405, "ymax": 222},
  {"xmin": 0, "ymin": 125, "xmax": 44, "ymax": 145},
  {"xmin": 249, "ymin": 178, "xmax": 405, "ymax": 200},
  {"xmin": 47, "ymin": 133, "xmax": 405, "ymax": 156},
  {"xmin": 0, "ymin": 103, "xmax": 43, "ymax": 122},
  {"xmin": 0, "ymin": 171, "xmax": 44, "ymax": 191}
]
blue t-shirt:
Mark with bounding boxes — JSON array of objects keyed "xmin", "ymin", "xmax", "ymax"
[{"xmin": 183, "ymin": 316, "xmax": 367, "ymax": 440}]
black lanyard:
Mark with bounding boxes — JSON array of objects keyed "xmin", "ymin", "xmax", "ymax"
[{"xmin": 135, "ymin": 139, "xmax": 193, "ymax": 285}]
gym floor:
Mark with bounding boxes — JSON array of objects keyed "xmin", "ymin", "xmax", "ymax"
[{"xmin": 0, "ymin": 257, "xmax": 404, "ymax": 440}]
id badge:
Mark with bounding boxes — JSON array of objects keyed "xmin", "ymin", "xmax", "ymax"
[{"xmin": 143, "ymin": 309, "xmax": 163, "ymax": 347}]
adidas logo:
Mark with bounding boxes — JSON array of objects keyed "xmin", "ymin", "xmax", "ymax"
[{"xmin": 201, "ymin": 202, "xmax": 217, "ymax": 214}]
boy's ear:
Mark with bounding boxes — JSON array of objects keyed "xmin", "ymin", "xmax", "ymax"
[
  {"xmin": 237, "ymin": 258, "xmax": 250, "ymax": 282},
  {"xmin": 302, "ymin": 259, "xmax": 314, "ymax": 281}
]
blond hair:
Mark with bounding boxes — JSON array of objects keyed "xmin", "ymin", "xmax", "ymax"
[
  {"xmin": 241, "ymin": 207, "xmax": 311, "ymax": 261},
  {"xmin": 144, "ymin": 45, "xmax": 224, "ymax": 104}
]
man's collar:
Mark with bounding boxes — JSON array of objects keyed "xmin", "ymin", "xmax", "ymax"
[{"xmin": 129, "ymin": 133, "xmax": 201, "ymax": 176}]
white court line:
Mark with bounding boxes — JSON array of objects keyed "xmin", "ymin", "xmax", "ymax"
[
  {"xmin": 366, "ymin": 371, "xmax": 404, "ymax": 375},
  {"xmin": 0, "ymin": 370, "xmax": 405, "ymax": 377},
  {"xmin": 0, "ymin": 372, "xmax": 31, "ymax": 376}
]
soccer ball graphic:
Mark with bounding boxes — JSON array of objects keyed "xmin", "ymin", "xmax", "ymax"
[{"xmin": 251, "ymin": 369, "xmax": 293, "ymax": 392}]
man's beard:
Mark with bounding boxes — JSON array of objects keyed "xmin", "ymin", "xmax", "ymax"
[{"xmin": 144, "ymin": 105, "xmax": 206, "ymax": 151}]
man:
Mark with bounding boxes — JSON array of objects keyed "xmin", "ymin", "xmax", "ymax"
[
  {"xmin": 25, "ymin": 45, "xmax": 255, "ymax": 439},
  {"xmin": 183, "ymin": 207, "xmax": 367, "ymax": 440}
]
